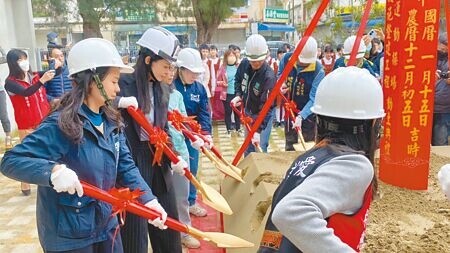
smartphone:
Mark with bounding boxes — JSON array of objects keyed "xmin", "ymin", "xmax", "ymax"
[
  {"xmin": 48, "ymin": 59, "xmax": 55, "ymax": 70},
  {"xmin": 369, "ymin": 30, "xmax": 377, "ymax": 39}
]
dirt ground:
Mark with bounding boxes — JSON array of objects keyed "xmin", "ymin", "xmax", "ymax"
[{"xmin": 363, "ymin": 154, "xmax": 450, "ymax": 253}]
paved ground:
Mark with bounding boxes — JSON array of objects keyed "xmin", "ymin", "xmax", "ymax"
[{"xmin": 0, "ymin": 121, "xmax": 287, "ymax": 252}]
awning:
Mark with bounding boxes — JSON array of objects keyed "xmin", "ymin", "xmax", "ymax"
[
  {"xmin": 258, "ymin": 23, "xmax": 295, "ymax": 32},
  {"xmin": 338, "ymin": 18, "xmax": 385, "ymax": 29},
  {"xmin": 162, "ymin": 25, "xmax": 194, "ymax": 33}
]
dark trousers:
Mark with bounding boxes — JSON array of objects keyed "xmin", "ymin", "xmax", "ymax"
[
  {"xmin": 222, "ymin": 94, "xmax": 241, "ymax": 131},
  {"xmin": 120, "ymin": 148, "xmax": 182, "ymax": 253},
  {"xmin": 44, "ymin": 228, "xmax": 123, "ymax": 253},
  {"xmin": 285, "ymin": 114, "xmax": 316, "ymax": 151}
]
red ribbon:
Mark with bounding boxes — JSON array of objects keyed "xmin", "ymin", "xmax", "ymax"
[
  {"xmin": 107, "ymin": 187, "xmax": 143, "ymax": 252},
  {"xmin": 283, "ymin": 100, "xmax": 300, "ymax": 120},
  {"xmin": 168, "ymin": 110, "xmax": 198, "ymax": 132},
  {"xmin": 149, "ymin": 127, "xmax": 170, "ymax": 166}
]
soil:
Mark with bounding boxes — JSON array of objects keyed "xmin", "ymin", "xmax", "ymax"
[{"xmin": 363, "ymin": 154, "xmax": 450, "ymax": 252}]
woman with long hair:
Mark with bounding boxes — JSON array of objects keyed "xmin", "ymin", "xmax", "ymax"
[
  {"xmin": 1, "ymin": 38, "xmax": 167, "ymax": 253},
  {"xmin": 258, "ymin": 67, "xmax": 385, "ymax": 252},
  {"xmin": 116, "ymin": 27, "xmax": 185, "ymax": 253},
  {"xmin": 5, "ymin": 49, "xmax": 54, "ymax": 195}
]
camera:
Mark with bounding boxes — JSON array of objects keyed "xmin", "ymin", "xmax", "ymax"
[
  {"xmin": 368, "ymin": 29, "xmax": 377, "ymax": 39},
  {"xmin": 440, "ymin": 72, "xmax": 449, "ymax": 79}
]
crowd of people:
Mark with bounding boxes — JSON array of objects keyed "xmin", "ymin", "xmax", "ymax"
[{"xmin": 0, "ymin": 26, "xmax": 449, "ymax": 253}]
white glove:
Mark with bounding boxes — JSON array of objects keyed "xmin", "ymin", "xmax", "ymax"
[
  {"xmin": 50, "ymin": 164, "xmax": 84, "ymax": 197},
  {"xmin": 118, "ymin": 96, "xmax": 138, "ymax": 109},
  {"xmin": 190, "ymin": 136, "xmax": 205, "ymax": 150},
  {"xmin": 438, "ymin": 164, "xmax": 450, "ymax": 201},
  {"xmin": 293, "ymin": 116, "xmax": 302, "ymax": 129},
  {"xmin": 251, "ymin": 132, "xmax": 260, "ymax": 145},
  {"xmin": 230, "ymin": 96, "xmax": 242, "ymax": 107},
  {"xmin": 171, "ymin": 156, "xmax": 187, "ymax": 176},
  {"xmin": 280, "ymin": 84, "xmax": 289, "ymax": 94},
  {"xmin": 204, "ymin": 135, "xmax": 213, "ymax": 148},
  {"xmin": 145, "ymin": 199, "xmax": 168, "ymax": 229}
]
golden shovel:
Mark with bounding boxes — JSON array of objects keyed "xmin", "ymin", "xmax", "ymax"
[
  {"xmin": 182, "ymin": 129, "xmax": 245, "ymax": 183},
  {"xmin": 184, "ymin": 168, "xmax": 232, "ymax": 215},
  {"xmin": 82, "ymin": 182, "xmax": 252, "ymax": 248}
]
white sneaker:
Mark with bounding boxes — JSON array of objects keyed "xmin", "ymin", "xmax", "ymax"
[
  {"xmin": 189, "ymin": 203, "xmax": 207, "ymax": 217},
  {"xmin": 182, "ymin": 235, "xmax": 201, "ymax": 249}
]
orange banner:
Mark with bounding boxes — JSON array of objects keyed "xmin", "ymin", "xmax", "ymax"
[{"xmin": 379, "ymin": 0, "xmax": 440, "ymax": 190}]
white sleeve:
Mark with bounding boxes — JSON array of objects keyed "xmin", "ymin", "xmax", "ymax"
[{"xmin": 271, "ymin": 154, "xmax": 373, "ymax": 253}]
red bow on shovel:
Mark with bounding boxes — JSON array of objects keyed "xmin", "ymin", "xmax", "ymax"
[
  {"xmin": 127, "ymin": 107, "xmax": 233, "ymax": 214},
  {"xmin": 81, "ymin": 181, "xmax": 253, "ymax": 248},
  {"xmin": 280, "ymin": 93, "xmax": 307, "ymax": 151},
  {"xmin": 168, "ymin": 110, "xmax": 244, "ymax": 183},
  {"xmin": 230, "ymin": 103, "xmax": 263, "ymax": 153}
]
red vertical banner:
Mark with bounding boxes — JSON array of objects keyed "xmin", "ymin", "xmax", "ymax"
[{"xmin": 379, "ymin": 0, "xmax": 440, "ymax": 190}]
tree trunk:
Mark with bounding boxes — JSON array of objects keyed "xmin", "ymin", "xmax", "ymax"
[{"xmin": 79, "ymin": 13, "xmax": 102, "ymax": 38}]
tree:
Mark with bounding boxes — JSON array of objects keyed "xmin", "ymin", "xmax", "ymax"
[
  {"xmin": 32, "ymin": 0, "xmax": 158, "ymax": 38},
  {"xmin": 189, "ymin": 0, "xmax": 246, "ymax": 44}
]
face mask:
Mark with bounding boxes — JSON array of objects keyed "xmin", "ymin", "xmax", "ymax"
[
  {"xmin": 53, "ymin": 38, "xmax": 58, "ymax": 43},
  {"xmin": 18, "ymin": 60, "xmax": 29, "ymax": 72},
  {"xmin": 438, "ymin": 50, "xmax": 448, "ymax": 61}
]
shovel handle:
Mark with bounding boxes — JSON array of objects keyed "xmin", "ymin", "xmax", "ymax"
[{"xmin": 81, "ymin": 181, "xmax": 189, "ymax": 234}]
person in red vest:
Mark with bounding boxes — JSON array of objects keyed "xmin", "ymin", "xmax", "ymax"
[
  {"xmin": 208, "ymin": 45, "xmax": 224, "ymax": 120},
  {"xmin": 5, "ymin": 49, "xmax": 54, "ymax": 195},
  {"xmin": 321, "ymin": 45, "xmax": 335, "ymax": 75},
  {"xmin": 258, "ymin": 66, "xmax": 385, "ymax": 252}
]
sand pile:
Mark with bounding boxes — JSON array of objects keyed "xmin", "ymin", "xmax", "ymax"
[{"xmin": 363, "ymin": 153, "xmax": 450, "ymax": 252}]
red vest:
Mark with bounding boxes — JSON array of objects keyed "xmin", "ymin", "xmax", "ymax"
[
  {"xmin": 7, "ymin": 75, "xmax": 51, "ymax": 129},
  {"xmin": 327, "ymin": 186, "xmax": 372, "ymax": 252},
  {"xmin": 207, "ymin": 58, "xmax": 220, "ymax": 92}
]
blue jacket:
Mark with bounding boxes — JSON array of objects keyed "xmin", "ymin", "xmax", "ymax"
[
  {"xmin": 278, "ymin": 53, "xmax": 325, "ymax": 120},
  {"xmin": 45, "ymin": 64, "xmax": 72, "ymax": 102},
  {"xmin": 0, "ymin": 105, "xmax": 155, "ymax": 251},
  {"xmin": 434, "ymin": 58, "xmax": 450, "ymax": 113},
  {"xmin": 333, "ymin": 57, "xmax": 378, "ymax": 77},
  {"xmin": 174, "ymin": 77, "xmax": 212, "ymax": 135}
]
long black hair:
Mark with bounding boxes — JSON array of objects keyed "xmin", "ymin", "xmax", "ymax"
[
  {"xmin": 315, "ymin": 115, "xmax": 381, "ymax": 198},
  {"xmin": 134, "ymin": 47, "xmax": 170, "ymax": 128},
  {"xmin": 57, "ymin": 67, "xmax": 123, "ymax": 143},
  {"xmin": 6, "ymin": 49, "xmax": 31, "ymax": 80}
]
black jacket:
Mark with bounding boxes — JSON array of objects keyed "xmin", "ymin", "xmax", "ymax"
[
  {"xmin": 118, "ymin": 73, "xmax": 172, "ymax": 194},
  {"xmin": 235, "ymin": 58, "xmax": 276, "ymax": 131}
]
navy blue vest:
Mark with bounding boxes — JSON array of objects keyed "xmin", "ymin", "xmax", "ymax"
[
  {"xmin": 258, "ymin": 144, "xmax": 357, "ymax": 252},
  {"xmin": 284, "ymin": 57, "xmax": 322, "ymax": 111}
]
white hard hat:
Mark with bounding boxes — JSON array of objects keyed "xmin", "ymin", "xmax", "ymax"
[
  {"xmin": 311, "ymin": 66, "xmax": 385, "ymax": 120},
  {"xmin": 298, "ymin": 36, "xmax": 318, "ymax": 64},
  {"xmin": 343, "ymin": 35, "xmax": 366, "ymax": 59},
  {"xmin": 176, "ymin": 48, "xmax": 204, "ymax": 73},
  {"xmin": 136, "ymin": 27, "xmax": 180, "ymax": 63},
  {"xmin": 245, "ymin": 34, "xmax": 268, "ymax": 61},
  {"xmin": 68, "ymin": 38, "xmax": 134, "ymax": 77}
]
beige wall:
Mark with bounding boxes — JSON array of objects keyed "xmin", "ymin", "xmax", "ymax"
[{"xmin": 0, "ymin": 0, "xmax": 36, "ymax": 132}]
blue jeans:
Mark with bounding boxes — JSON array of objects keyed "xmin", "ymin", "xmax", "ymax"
[
  {"xmin": 185, "ymin": 139, "xmax": 200, "ymax": 206},
  {"xmin": 244, "ymin": 109, "xmax": 274, "ymax": 156},
  {"xmin": 432, "ymin": 113, "xmax": 450, "ymax": 146}
]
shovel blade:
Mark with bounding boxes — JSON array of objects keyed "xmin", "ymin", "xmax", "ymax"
[
  {"xmin": 215, "ymin": 161, "xmax": 245, "ymax": 183},
  {"xmin": 202, "ymin": 232, "xmax": 254, "ymax": 248},
  {"xmin": 199, "ymin": 181, "xmax": 233, "ymax": 215}
]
